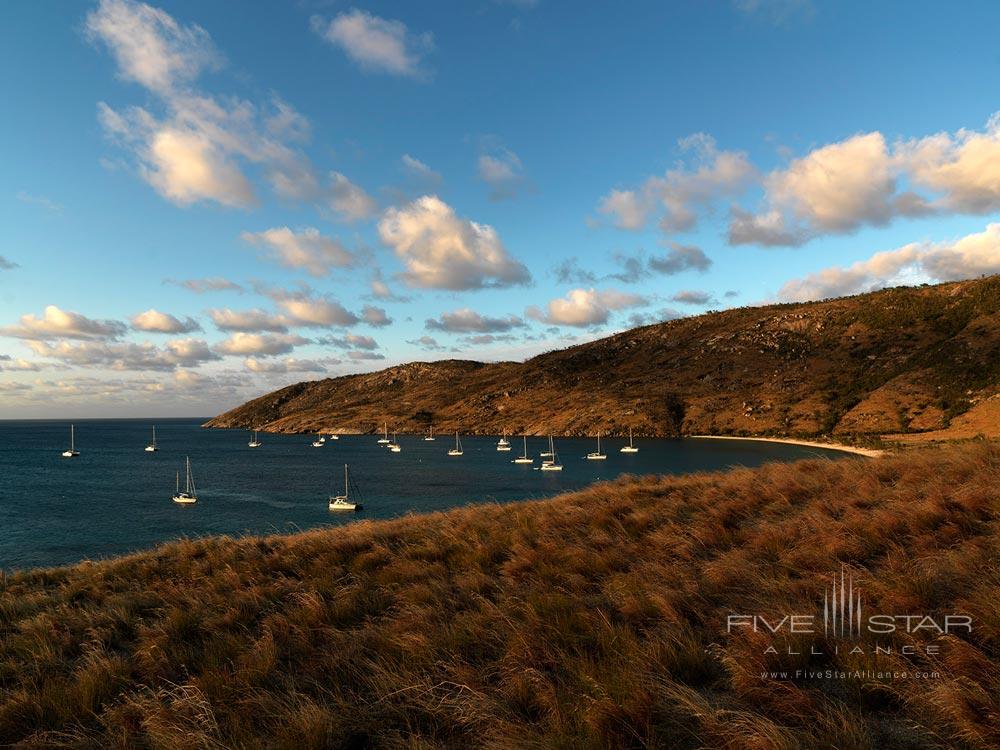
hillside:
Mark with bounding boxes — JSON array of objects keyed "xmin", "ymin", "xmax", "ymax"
[
  {"xmin": 205, "ymin": 277, "xmax": 1000, "ymax": 440},
  {"xmin": 0, "ymin": 444, "xmax": 997, "ymax": 747}
]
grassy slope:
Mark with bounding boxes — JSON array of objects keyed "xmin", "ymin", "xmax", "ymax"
[
  {"xmin": 1, "ymin": 445, "xmax": 998, "ymax": 749},
  {"xmin": 204, "ymin": 277, "xmax": 1000, "ymax": 440}
]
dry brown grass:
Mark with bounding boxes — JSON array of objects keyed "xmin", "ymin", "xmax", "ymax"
[{"xmin": 1, "ymin": 444, "xmax": 998, "ymax": 748}]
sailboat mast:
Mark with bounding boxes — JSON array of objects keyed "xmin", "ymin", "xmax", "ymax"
[
  {"xmin": 70, "ymin": 424, "xmax": 74, "ymax": 451},
  {"xmin": 344, "ymin": 464, "xmax": 349, "ymax": 497}
]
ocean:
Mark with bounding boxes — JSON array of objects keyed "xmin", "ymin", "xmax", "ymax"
[{"xmin": 0, "ymin": 418, "xmax": 850, "ymax": 570}]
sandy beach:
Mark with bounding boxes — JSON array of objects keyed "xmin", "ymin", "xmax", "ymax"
[{"xmin": 689, "ymin": 435, "xmax": 886, "ymax": 457}]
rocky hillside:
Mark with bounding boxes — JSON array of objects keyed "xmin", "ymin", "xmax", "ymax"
[{"xmin": 205, "ymin": 276, "xmax": 1000, "ymax": 439}]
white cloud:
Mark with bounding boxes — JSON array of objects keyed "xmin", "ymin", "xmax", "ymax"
[
  {"xmin": 670, "ymin": 290, "xmax": 714, "ymax": 305},
  {"xmin": 777, "ymin": 223, "xmax": 1000, "ymax": 301},
  {"xmin": 598, "ymin": 133, "xmax": 756, "ymax": 233},
  {"xmin": 401, "ymin": 154, "xmax": 442, "ymax": 185},
  {"xmin": 240, "ymin": 227, "xmax": 357, "ymax": 277},
  {"xmin": 28, "ymin": 337, "xmax": 219, "ymax": 370},
  {"xmin": 1, "ymin": 305, "xmax": 126, "ymax": 341},
  {"xmin": 378, "ymin": 195, "xmax": 531, "ymax": 289},
  {"xmin": 16, "ymin": 191, "xmax": 64, "ymax": 215},
  {"xmin": 85, "ymin": 0, "xmax": 220, "ymax": 95},
  {"xmin": 244, "ymin": 357, "xmax": 331, "ymax": 373},
  {"xmin": 311, "ymin": 10, "xmax": 433, "ymax": 78},
  {"xmin": 728, "ymin": 132, "xmax": 929, "ymax": 246},
  {"xmin": 167, "ymin": 276, "xmax": 243, "ymax": 293},
  {"xmin": 425, "ymin": 308, "xmax": 525, "ymax": 333},
  {"xmin": 215, "ymin": 332, "xmax": 309, "ymax": 356},
  {"xmin": 897, "ymin": 114, "xmax": 1000, "ymax": 215},
  {"xmin": 260, "ymin": 286, "xmax": 360, "ymax": 327},
  {"xmin": 208, "ymin": 308, "xmax": 289, "ymax": 333},
  {"xmin": 0, "ymin": 357, "xmax": 42, "ymax": 372},
  {"xmin": 318, "ymin": 334, "xmax": 379, "ymax": 350},
  {"xmin": 478, "ymin": 148, "xmax": 524, "ymax": 201},
  {"xmin": 649, "ymin": 244, "xmax": 713, "ymax": 274},
  {"xmin": 327, "ymin": 172, "xmax": 377, "ymax": 221},
  {"xmin": 526, "ymin": 288, "xmax": 647, "ymax": 327},
  {"xmin": 89, "ymin": 0, "xmax": 317, "ymax": 209},
  {"xmin": 131, "ymin": 308, "xmax": 201, "ymax": 333}
]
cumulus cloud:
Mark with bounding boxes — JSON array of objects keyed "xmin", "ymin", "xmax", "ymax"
[
  {"xmin": 28, "ymin": 337, "xmax": 219, "ymax": 370},
  {"xmin": 378, "ymin": 195, "xmax": 531, "ymax": 289},
  {"xmin": 89, "ymin": 0, "xmax": 318, "ymax": 209},
  {"xmin": 244, "ymin": 357, "xmax": 331, "ymax": 373},
  {"xmin": 259, "ymin": 286, "xmax": 360, "ymax": 327},
  {"xmin": 0, "ymin": 357, "xmax": 42, "ymax": 372},
  {"xmin": 0, "ymin": 256, "xmax": 18, "ymax": 270},
  {"xmin": 670, "ymin": 290, "xmax": 714, "ymax": 305},
  {"xmin": 240, "ymin": 227, "xmax": 357, "ymax": 277},
  {"xmin": 215, "ymin": 332, "xmax": 309, "ymax": 356},
  {"xmin": 407, "ymin": 335, "xmax": 445, "ymax": 351},
  {"xmin": 327, "ymin": 171, "xmax": 377, "ymax": 221},
  {"xmin": 478, "ymin": 148, "xmax": 524, "ymax": 201},
  {"xmin": 317, "ymin": 333, "xmax": 379, "ymax": 350},
  {"xmin": 361, "ymin": 305, "xmax": 392, "ymax": 327},
  {"xmin": 777, "ymin": 223, "xmax": 1000, "ymax": 302},
  {"xmin": 311, "ymin": 10, "xmax": 433, "ymax": 78},
  {"xmin": 598, "ymin": 133, "xmax": 755, "ymax": 233},
  {"xmin": 208, "ymin": 308, "xmax": 288, "ymax": 333},
  {"xmin": 729, "ymin": 132, "xmax": 930, "ymax": 246},
  {"xmin": 131, "ymin": 308, "xmax": 201, "ymax": 333},
  {"xmin": 526, "ymin": 288, "xmax": 647, "ymax": 327},
  {"xmin": 167, "ymin": 276, "xmax": 243, "ymax": 294},
  {"xmin": 425, "ymin": 308, "xmax": 525, "ymax": 333},
  {"xmin": 1, "ymin": 305, "xmax": 126, "ymax": 341},
  {"xmin": 347, "ymin": 350, "xmax": 386, "ymax": 361},
  {"xmin": 649, "ymin": 243, "xmax": 712, "ymax": 274}
]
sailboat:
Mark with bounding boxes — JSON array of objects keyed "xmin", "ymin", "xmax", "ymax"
[
  {"xmin": 329, "ymin": 464, "xmax": 361, "ymax": 511},
  {"xmin": 586, "ymin": 432, "xmax": 607, "ymax": 460},
  {"xmin": 311, "ymin": 432, "xmax": 324, "ymax": 447},
  {"xmin": 620, "ymin": 427, "xmax": 639, "ymax": 453},
  {"xmin": 539, "ymin": 435, "xmax": 563, "ymax": 471},
  {"xmin": 424, "ymin": 425, "xmax": 435, "ymax": 441},
  {"xmin": 513, "ymin": 435, "xmax": 534, "ymax": 464},
  {"xmin": 172, "ymin": 457, "xmax": 197, "ymax": 504},
  {"xmin": 447, "ymin": 431, "xmax": 464, "ymax": 456},
  {"xmin": 145, "ymin": 426, "xmax": 158, "ymax": 453},
  {"xmin": 248, "ymin": 429, "xmax": 262, "ymax": 448},
  {"xmin": 389, "ymin": 431, "xmax": 402, "ymax": 452},
  {"xmin": 496, "ymin": 430, "xmax": 511, "ymax": 451},
  {"xmin": 377, "ymin": 422, "xmax": 390, "ymax": 445},
  {"xmin": 328, "ymin": 433, "xmax": 339, "ymax": 440},
  {"xmin": 61, "ymin": 424, "xmax": 79, "ymax": 458}
]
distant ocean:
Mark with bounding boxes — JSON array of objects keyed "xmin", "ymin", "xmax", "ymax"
[{"xmin": 0, "ymin": 419, "xmax": 850, "ymax": 570}]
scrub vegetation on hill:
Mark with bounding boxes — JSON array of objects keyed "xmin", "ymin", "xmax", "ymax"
[
  {"xmin": 0, "ymin": 443, "xmax": 997, "ymax": 748},
  {"xmin": 205, "ymin": 276, "xmax": 1000, "ymax": 443}
]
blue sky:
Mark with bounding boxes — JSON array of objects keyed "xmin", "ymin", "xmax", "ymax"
[{"xmin": 2, "ymin": 0, "xmax": 1000, "ymax": 417}]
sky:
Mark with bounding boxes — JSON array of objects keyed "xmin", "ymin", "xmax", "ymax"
[{"xmin": 2, "ymin": 0, "xmax": 1000, "ymax": 418}]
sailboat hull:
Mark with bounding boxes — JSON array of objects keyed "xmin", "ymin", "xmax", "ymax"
[
  {"xmin": 586, "ymin": 454, "xmax": 607, "ymax": 460},
  {"xmin": 145, "ymin": 446, "xmax": 157, "ymax": 452},
  {"xmin": 172, "ymin": 494, "xmax": 197, "ymax": 504},
  {"xmin": 620, "ymin": 447, "xmax": 639, "ymax": 453},
  {"xmin": 328, "ymin": 496, "xmax": 360, "ymax": 511},
  {"xmin": 61, "ymin": 451, "xmax": 79, "ymax": 458},
  {"xmin": 540, "ymin": 464, "xmax": 563, "ymax": 471}
]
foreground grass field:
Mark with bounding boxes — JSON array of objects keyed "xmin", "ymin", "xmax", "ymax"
[{"xmin": 1, "ymin": 444, "xmax": 998, "ymax": 749}]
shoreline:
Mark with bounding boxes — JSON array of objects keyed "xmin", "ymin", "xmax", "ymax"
[{"xmin": 688, "ymin": 434, "xmax": 886, "ymax": 457}]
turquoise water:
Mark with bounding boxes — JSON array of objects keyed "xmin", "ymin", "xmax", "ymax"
[{"xmin": 0, "ymin": 419, "xmax": 850, "ymax": 571}]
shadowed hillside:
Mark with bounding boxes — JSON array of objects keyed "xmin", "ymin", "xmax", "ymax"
[
  {"xmin": 0, "ymin": 443, "xmax": 997, "ymax": 748},
  {"xmin": 205, "ymin": 276, "xmax": 1000, "ymax": 440}
]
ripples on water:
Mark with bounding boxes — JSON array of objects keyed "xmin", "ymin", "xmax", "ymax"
[{"xmin": 0, "ymin": 419, "xmax": 849, "ymax": 570}]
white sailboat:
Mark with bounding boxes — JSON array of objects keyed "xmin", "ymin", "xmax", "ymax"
[
  {"xmin": 145, "ymin": 425, "xmax": 158, "ymax": 453},
  {"xmin": 540, "ymin": 435, "xmax": 563, "ymax": 471},
  {"xmin": 586, "ymin": 432, "xmax": 607, "ymax": 460},
  {"xmin": 447, "ymin": 431, "xmax": 464, "ymax": 456},
  {"xmin": 328, "ymin": 433, "xmax": 339, "ymax": 440},
  {"xmin": 172, "ymin": 457, "xmax": 197, "ymax": 504},
  {"xmin": 620, "ymin": 427, "xmax": 639, "ymax": 453},
  {"xmin": 377, "ymin": 422, "xmax": 390, "ymax": 445},
  {"xmin": 513, "ymin": 435, "xmax": 534, "ymax": 464},
  {"xmin": 311, "ymin": 432, "xmax": 324, "ymax": 447},
  {"xmin": 329, "ymin": 463, "xmax": 361, "ymax": 511},
  {"xmin": 389, "ymin": 431, "xmax": 402, "ymax": 452},
  {"xmin": 61, "ymin": 424, "xmax": 79, "ymax": 458},
  {"xmin": 424, "ymin": 425, "xmax": 435, "ymax": 441},
  {"xmin": 496, "ymin": 430, "xmax": 511, "ymax": 451},
  {"xmin": 248, "ymin": 429, "xmax": 262, "ymax": 448}
]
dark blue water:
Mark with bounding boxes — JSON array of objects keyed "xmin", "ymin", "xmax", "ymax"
[{"xmin": 0, "ymin": 419, "xmax": 850, "ymax": 571}]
